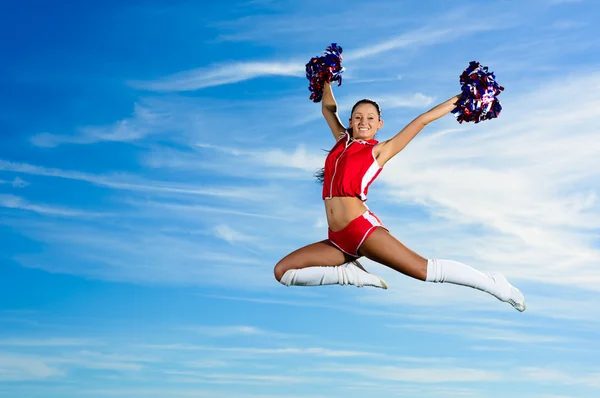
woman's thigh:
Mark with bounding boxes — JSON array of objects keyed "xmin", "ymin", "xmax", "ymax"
[
  {"xmin": 274, "ymin": 240, "xmax": 356, "ymax": 281},
  {"xmin": 358, "ymin": 227, "xmax": 428, "ymax": 281}
]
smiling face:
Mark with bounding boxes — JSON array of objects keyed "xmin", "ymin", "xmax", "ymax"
[{"xmin": 349, "ymin": 100, "xmax": 384, "ymax": 141}]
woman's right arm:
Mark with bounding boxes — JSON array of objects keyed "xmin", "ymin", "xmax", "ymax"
[{"xmin": 321, "ymin": 83, "xmax": 346, "ymax": 140}]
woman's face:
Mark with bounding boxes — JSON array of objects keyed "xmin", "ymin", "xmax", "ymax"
[{"xmin": 349, "ymin": 103, "xmax": 383, "ymax": 140}]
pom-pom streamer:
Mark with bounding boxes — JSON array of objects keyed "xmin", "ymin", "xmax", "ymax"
[
  {"xmin": 452, "ymin": 61, "xmax": 504, "ymax": 124},
  {"xmin": 305, "ymin": 43, "xmax": 345, "ymax": 103}
]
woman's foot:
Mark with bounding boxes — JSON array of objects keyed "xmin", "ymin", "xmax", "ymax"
[
  {"xmin": 487, "ymin": 272, "xmax": 526, "ymax": 312},
  {"xmin": 346, "ymin": 261, "xmax": 388, "ymax": 289}
]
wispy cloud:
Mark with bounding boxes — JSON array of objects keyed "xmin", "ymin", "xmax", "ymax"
[
  {"xmin": 387, "ymin": 323, "xmax": 574, "ymax": 344},
  {"xmin": 140, "ymin": 344, "xmax": 383, "ymax": 358},
  {"xmin": 182, "ymin": 325, "xmax": 266, "ymax": 337},
  {"xmin": 551, "ymin": 20, "xmax": 588, "ymax": 30},
  {"xmin": 180, "ymin": 325, "xmax": 303, "ymax": 339},
  {"xmin": 131, "ymin": 200, "xmax": 289, "ymax": 221},
  {"xmin": 346, "ymin": 24, "xmax": 501, "ymax": 61},
  {"xmin": 130, "ymin": 10, "xmax": 512, "ymax": 94},
  {"xmin": 548, "ymin": 0, "xmax": 583, "ymax": 4},
  {"xmin": 373, "ymin": 71, "xmax": 600, "ymax": 289},
  {"xmin": 0, "ymin": 159, "xmax": 271, "ymax": 201},
  {"xmin": 164, "ymin": 370, "xmax": 326, "ymax": 385},
  {"xmin": 0, "ymin": 177, "xmax": 28, "ymax": 188},
  {"xmin": 30, "ymin": 104, "xmax": 169, "ymax": 147},
  {"xmin": 181, "ymin": 360, "xmax": 231, "ymax": 369},
  {"xmin": 311, "ymin": 363, "xmax": 502, "ymax": 383},
  {"xmin": 51, "ymin": 350, "xmax": 153, "ymax": 372},
  {"xmin": 8, "ymin": 219, "xmax": 273, "ymax": 287},
  {"xmin": 259, "ymin": 145, "xmax": 324, "ymax": 172},
  {"xmin": 0, "ymin": 349, "xmax": 153, "ymax": 382},
  {"xmin": 198, "ymin": 294, "xmax": 347, "ymax": 314},
  {"xmin": 80, "ymin": 389, "xmax": 329, "ymax": 398},
  {"xmin": 213, "ymin": 225, "xmax": 256, "ymax": 244},
  {"xmin": 0, "ymin": 338, "xmax": 97, "ymax": 347},
  {"xmin": 142, "ymin": 142, "xmax": 326, "ymax": 181},
  {"xmin": 519, "ymin": 366, "xmax": 600, "ymax": 388},
  {"xmin": 0, "ymin": 352, "xmax": 64, "ymax": 381},
  {"xmin": 130, "ymin": 62, "xmax": 304, "ymax": 92},
  {"xmin": 376, "ymin": 93, "xmax": 435, "ymax": 109},
  {"xmin": 3, "ymin": 1, "xmax": 600, "ymax": 398},
  {"xmin": 0, "ymin": 194, "xmax": 108, "ymax": 218}
]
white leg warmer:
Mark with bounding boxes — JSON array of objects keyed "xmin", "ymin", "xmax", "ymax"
[
  {"xmin": 280, "ymin": 262, "xmax": 387, "ymax": 289},
  {"xmin": 426, "ymin": 258, "xmax": 526, "ymax": 311}
]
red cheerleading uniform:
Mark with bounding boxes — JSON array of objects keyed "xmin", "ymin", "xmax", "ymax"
[
  {"xmin": 322, "ymin": 131, "xmax": 388, "ymax": 257},
  {"xmin": 322, "ymin": 132, "xmax": 382, "ymax": 201}
]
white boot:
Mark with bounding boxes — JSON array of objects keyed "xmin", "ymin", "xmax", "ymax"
[
  {"xmin": 426, "ymin": 259, "xmax": 526, "ymax": 312},
  {"xmin": 280, "ymin": 261, "xmax": 387, "ymax": 289}
]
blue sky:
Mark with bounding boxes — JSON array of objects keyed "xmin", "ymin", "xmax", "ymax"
[{"xmin": 1, "ymin": 0, "xmax": 600, "ymax": 397}]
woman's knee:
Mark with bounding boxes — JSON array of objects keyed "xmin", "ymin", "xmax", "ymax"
[
  {"xmin": 273, "ymin": 243, "xmax": 315, "ymax": 281},
  {"xmin": 273, "ymin": 260, "xmax": 287, "ymax": 282},
  {"xmin": 273, "ymin": 240, "xmax": 348, "ymax": 282},
  {"xmin": 274, "ymin": 255, "xmax": 296, "ymax": 282}
]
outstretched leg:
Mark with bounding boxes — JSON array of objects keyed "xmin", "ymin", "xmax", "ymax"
[
  {"xmin": 274, "ymin": 240, "xmax": 387, "ymax": 288},
  {"xmin": 358, "ymin": 228, "xmax": 526, "ymax": 311}
]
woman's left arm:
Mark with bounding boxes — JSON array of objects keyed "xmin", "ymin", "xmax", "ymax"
[{"xmin": 376, "ymin": 94, "xmax": 461, "ymax": 165}]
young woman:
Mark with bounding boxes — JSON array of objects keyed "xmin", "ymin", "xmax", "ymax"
[{"xmin": 273, "ymin": 82, "xmax": 526, "ymax": 312}]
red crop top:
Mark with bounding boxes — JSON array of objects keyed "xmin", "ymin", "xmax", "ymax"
[{"xmin": 322, "ymin": 131, "xmax": 383, "ymax": 201}]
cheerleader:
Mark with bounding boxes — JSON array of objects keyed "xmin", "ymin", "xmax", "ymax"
[{"xmin": 273, "ymin": 47, "xmax": 525, "ymax": 312}]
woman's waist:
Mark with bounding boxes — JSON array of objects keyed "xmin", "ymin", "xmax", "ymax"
[{"xmin": 324, "ymin": 197, "xmax": 369, "ymax": 232}]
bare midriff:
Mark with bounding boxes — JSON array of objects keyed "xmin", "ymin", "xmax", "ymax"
[{"xmin": 324, "ymin": 196, "xmax": 369, "ymax": 232}]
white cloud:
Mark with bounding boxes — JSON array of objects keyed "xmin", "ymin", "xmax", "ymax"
[
  {"xmin": 388, "ymin": 323, "xmax": 574, "ymax": 344},
  {"xmin": 140, "ymin": 344, "xmax": 384, "ymax": 358},
  {"xmin": 372, "ymin": 71, "xmax": 600, "ymax": 289},
  {"xmin": 519, "ymin": 366, "xmax": 600, "ymax": 388},
  {"xmin": 130, "ymin": 62, "xmax": 304, "ymax": 92},
  {"xmin": 0, "ymin": 194, "xmax": 107, "ymax": 218},
  {"xmin": 142, "ymin": 142, "xmax": 327, "ymax": 183},
  {"xmin": 0, "ymin": 349, "xmax": 155, "ymax": 379},
  {"xmin": 182, "ymin": 360, "xmax": 230, "ymax": 368},
  {"xmin": 259, "ymin": 145, "xmax": 324, "ymax": 172},
  {"xmin": 214, "ymin": 224, "xmax": 256, "ymax": 244},
  {"xmin": 181, "ymin": 325, "xmax": 304, "ymax": 340},
  {"xmin": 8, "ymin": 219, "xmax": 273, "ymax": 288},
  {"xmin": 80, "ymin": 389, "xmax": 328, "ymax": 398},
  {"xmin": 0, "ymin": 159, "xmax": 271, "ymax": 202},
  {"xmin": 133, "ymin": 200, "xmax": 288, "ymax": 221},
  {"xmin": 377, "ymin": 93, "xmax": 435, "ymax": 109},
  {"xmin": 551, "ymin": 20, "xmax": 587, "ymax": 30},
  {"xmin": 30, "ymin": 103, "xmax": 168, "ymax": 147},
  {"xmin": 346, "ymin": 25, "xmax": 498, "ymax": 61},
  {"xmin": 12, "ymin": 177, "xmax": 29, "ymax": 188},
  {"xmin": 198, "ymin": 293, "xmax": 346, "ymax": 310},
  {"xmin": 0, "ymin": 177, "xmax": 29, "ymax": 188},
  {"xmin": 0, "ymin": 338, "xmax": 97, "ymax": 347},
  {"xmin": 313, "ymin": 363, "xmax": 502, "ymax": 383},
  {"xmin": 0, "ymin": 353, "xmax": 64, "ymax": 381},
  {"xmin": 127, "ymin": 10, "xmax": 511, "ymax": 94},
  {"xmin": 183, "ymin": 325, "xmax": 264, "ymax": 336},
  {"xmin": 548, "ymin": 0, "xmax": 583, "ymax": 4},
  {"xmin": 164, "ymin": 371, "xmax": 324, "ymax": 385},
  {"xmin": 56, "ymin": 358, "xmax": 144, "ymax": 372}
]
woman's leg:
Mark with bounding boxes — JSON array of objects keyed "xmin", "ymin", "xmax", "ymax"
[
  {"xmin": 358, "ymin": 228, "xmax": 526, "ymax": 311},
  {"xmin": 274, "ymin": 240, "xmax": 387, "ymax": 288}
]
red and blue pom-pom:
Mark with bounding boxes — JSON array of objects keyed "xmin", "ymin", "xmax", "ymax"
[
  {"xmin": 452, "ymin": 61, "xmax": 504, "ymax": 124},
  {"xmin": 305, "ymin": 43, "xmax": 345, "ymax": 103}
]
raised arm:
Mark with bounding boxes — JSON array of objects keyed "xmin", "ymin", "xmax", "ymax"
[
  {"xmin": 376, "ymin": 94, "xmax": 461, "ymax": 165},
  {"xmin": 321, "ymin": 83, "xmax": 346, "ymax": 140}
]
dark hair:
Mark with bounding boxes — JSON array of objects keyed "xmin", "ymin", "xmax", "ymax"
[
  {"xmin": 314, "ymin": 99, "xmax": 382, "ymax": 184},
  {"xmin": 351, "ymin": 99, "xmax": 382, "ymax": 117}
]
